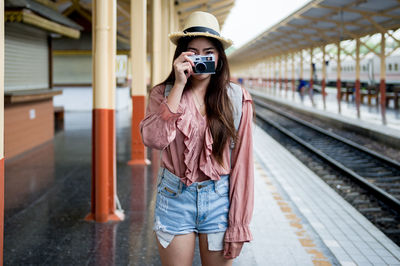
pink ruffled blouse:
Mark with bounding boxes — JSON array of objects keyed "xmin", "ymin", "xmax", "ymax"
[{"xmin": 140, "ymin": 84, "xmax": 254, "ymax": 243}]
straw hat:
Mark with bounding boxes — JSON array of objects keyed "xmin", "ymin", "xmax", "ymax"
[{"xmin": 169, "ymin": 11, "xmax": 233, "ymax": 49}]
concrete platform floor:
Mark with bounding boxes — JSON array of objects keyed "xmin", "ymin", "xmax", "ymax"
[
  {"xmin": 5, "ymin": 107, "xmax": 397, "ymax": 265},
  {"xmin": 4, "ymin": 108, "xmax": 333, "ymax": 265},
  {"xmin": 249, "ymin": 85, "xmax": 400, "ymax": 131}
]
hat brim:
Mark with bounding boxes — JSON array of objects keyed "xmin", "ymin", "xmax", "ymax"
[{"xmin": 169, "ymin": 31, "xmax": 233, "ymax": 49}]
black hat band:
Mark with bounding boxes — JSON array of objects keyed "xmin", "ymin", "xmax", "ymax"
[{"xmin": 183, "ymin": 26, "xmax": 220, "ymax": 37}]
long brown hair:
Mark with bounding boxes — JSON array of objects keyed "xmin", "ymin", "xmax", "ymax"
[{"xmin": 162, "ymin": 36, "xmax": 236, "ymax": 165}]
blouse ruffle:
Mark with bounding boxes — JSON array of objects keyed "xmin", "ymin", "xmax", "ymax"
[
  {"xmin": 174, "ymin": 92, "xmax": 227, "ymax": 185},
  {"xmin": 175, "ymin": 102, "xmax": 200, "ymax": 186}
]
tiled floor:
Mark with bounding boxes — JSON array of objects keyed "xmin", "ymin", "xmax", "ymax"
[{"xmin": 4, "ymin": 110, "xmax": 167, "ymax": 265}]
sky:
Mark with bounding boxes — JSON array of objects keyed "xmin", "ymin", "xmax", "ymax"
[{"xmin": 221, "ymin": 0, "xmax": 311, "ymax": 50}]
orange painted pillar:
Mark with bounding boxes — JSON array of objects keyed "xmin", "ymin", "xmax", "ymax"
[
  {"xmin": 0, "ymin": 2, "xmax": 5, "ymax": 264},
  {"xmin": 284, "ymin": 54, "xmax": 288, "ymax": 96},
  {"xmin": 355, "ymin": 38, "xmax": 361, "ymax": 118},
  {"xmin": 309, "ymin": 47, "xmax": 314, "ymax": 94},
  {"xmin": 380, "ymin": 32, "xmax": 387, "ymax": 125},
  {"xmin": 273, "ymin": 57, "xmax": 277, "ymax": 93},
  {"xmin": 322, "ymin": 45, "xmax": 327, "ymax": 110},
  {"xmin": 128, "ymin": 0, "xmax": 149, "ymax": 165},
  {"xmin": 337, "ymin": 42, "xmax": 342, "ymax": 114},
  {"xmin": 279, "ymin": 56, "xmax": 282, "ymax": 92},
  {"xmin": 86, "ymin": 0, "xmax": 124, "ymax": 222},
  {"xmin": 291, "ymin": 53, "xmax": 295, "ymax": 99},
  {"xmin": 268, "ymin": 61, "xmax": 272, "ymax": 89},
  {"xmin": 300, "ymin": 50, "xmax": 304, "ymax": 99}
]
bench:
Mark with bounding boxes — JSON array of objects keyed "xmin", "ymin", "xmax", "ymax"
[
  {"xmin": 340, "ymin": 83, "xmax": 354, "ymax": 102},
  {"xmin": 386, "ymin": 86, "xmax": 400, "ymax": 110},
  {"xmin": 360, "ymin": 85, "xmax": 379, "ymax": 106}
]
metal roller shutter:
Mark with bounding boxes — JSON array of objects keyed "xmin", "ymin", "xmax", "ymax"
[
  {"xmin": 5, "ymin": 23, "xmax": 48, "ymax": 92},
  {"xmin": 53, "ymin": 54, "xmax": 92, "ymax": 84}
]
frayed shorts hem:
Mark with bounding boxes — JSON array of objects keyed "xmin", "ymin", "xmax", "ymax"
[{"xmin": 155, "ymin": 230, "xmax": 226, "ymax": 251}]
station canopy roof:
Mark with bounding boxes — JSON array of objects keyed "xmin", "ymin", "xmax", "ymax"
[
  {"xmin": 54, "ymin": 0, "xmax": 235, "ymax": 45},
  {"xmin": 228, "ymin": 0, "xmax": 400, "ymax": 64}
]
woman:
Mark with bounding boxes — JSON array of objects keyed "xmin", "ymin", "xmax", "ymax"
[{"xmin": 140, "ymin": 11, "xmax": 254, "ymax": 266}]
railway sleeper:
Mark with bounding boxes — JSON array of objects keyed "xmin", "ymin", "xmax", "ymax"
[
  {"xmin": 337, "ymin": 185, "xmax": 351, "ymax": 190},
  {"xmin": 359, "ymin": 207, "xmax": 382, "ymax": 213},
  {"xmin": 383, "ymin": 229, "xmax": 400, "ymax": 236},
  {"xmin": 356, "ymin": 171, "xmax": 394, "ymax": 177},
  {"xmin": 321, "ymin": 174, "xmax": 337, "ymax": 180},
  {"xmin": 352, "ymin": 199, "xmax": 370, "ymax": 205},
  {"xmin": 373, "ymin": 182, "xmax": 400, "ymax": 188},
  {"xmin": 346, "ymin": 163, "xmax": 377, "ymax": 168},
  {"xmin": 326, "ymin": 180, "xmax": 344, "ymax": 185},
  {"xmin": 375, "ymin": 176, "xmax": 400, "ymax": 182},
  {"xmin": 344, "ymin": 192, "xmax": 360, "ymax": 201},
  {"xmin": 376, "ymin": 217, "xmax": 398, "ymax": 224}
]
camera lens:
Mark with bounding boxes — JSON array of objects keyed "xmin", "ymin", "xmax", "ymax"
[{"xmin": 195, "ymin": 63, "xmax": 207, "ymax": 72}]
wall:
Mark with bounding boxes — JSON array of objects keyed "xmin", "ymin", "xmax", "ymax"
[{"xmin": 4, "ymin": 100, "xmax": 54, "ymax": 159}]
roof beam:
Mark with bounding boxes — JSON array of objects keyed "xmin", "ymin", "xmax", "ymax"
[
  {"xmin": 176, "ymin": 0, "xmax": 208, "ymax": 12},
  {"xmin": 117, "ymin": 2, "xmax": 130, "ymax": 20},
  {"xmin": 179, "ymin": 3, "xmax": 207, "ymax": 17},
  {"xmin": 209, "ymin": 0, "xmax": 234, "ymax": 10},
  {"xmin": 299, "ymin": 15, "xmax": 366, "ymax": 30},
  {"xmin": 318, "ymin": 4, "xmax": 400, "ymax": 20},
  {"xmin": 212, "ymin": 4, "xmax": 234, "ymax": 16}
]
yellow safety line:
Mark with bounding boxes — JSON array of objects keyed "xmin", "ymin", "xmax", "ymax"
[{"xmin": 254, "ymin": 160, "xmax": 332, "ymax": 266}]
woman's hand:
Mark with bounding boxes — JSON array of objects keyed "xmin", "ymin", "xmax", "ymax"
[
  {"xmin": 173, "ymin": 51, "xmax": 195, "ymax": 87},
  {"xmin": 223, "ymin": 241, "xmax": 244, "ymax": 259}
]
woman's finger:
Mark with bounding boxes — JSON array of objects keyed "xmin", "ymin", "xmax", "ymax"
[
  {"xmin": 175, "ymin": 52, "xmax": 194, "ymax": 64},
  {"xmin": 223, "ymin": 242, "xmax": 244, "ymax": 259},
  {"xmin": 223, "ymin": 242, "xmax": 230, "ymax": 258},
  {"xmin": 184, "ymin": 64, "xmax": 192, "ymax": 78},
  {"xmin": 183, "ymin": 55, "xmax": 195, "ymax": 67}
]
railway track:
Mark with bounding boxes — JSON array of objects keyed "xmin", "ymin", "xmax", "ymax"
[{"xmin": 253, "ymin": 97, "xmax": 400, "ymax": 244}]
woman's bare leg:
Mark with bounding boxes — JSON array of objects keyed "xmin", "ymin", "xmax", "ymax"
[
  {"xmin": 198, "ymin": 234, "xmax": 233, "ymax": 266},
  {"xmin": 156, "ymin": 233, "xmax": 196, "ymax": 266}
]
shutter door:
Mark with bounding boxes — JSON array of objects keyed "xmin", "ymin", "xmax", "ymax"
[
  {"xmin": 5, "ymin": 23, "xmax": 49, "ymax": 92},
  {"xmin": 53, "ymin": 54, "xmax": 92, "ymax": 84}
]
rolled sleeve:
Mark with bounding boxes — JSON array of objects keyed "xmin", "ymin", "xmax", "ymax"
[{"xmin": 140, "ymin": 85, "xmax": 184, "ymax": 150}]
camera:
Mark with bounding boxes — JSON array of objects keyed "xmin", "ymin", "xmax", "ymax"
[{"xmin": 188, "ymin": 54, "xmax": 216, "ymax": 74}]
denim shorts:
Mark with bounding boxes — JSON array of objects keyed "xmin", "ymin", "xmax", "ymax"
[{"xmin": 153, "ymin": 167, "xmax": 230, "ymax": 251}]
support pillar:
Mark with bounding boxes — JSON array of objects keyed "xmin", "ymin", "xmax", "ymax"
[
  {"xmin": 87, "ymin": 0, "xmax": 124, "ymax": 222},
  {"xmin": 355, "ymin": 38, "xmax": 361, "ymax": 118},
  {"xmin": 380, "ymin": 32, "xmax": 387, "ymax": 125},
  {"xmin": 337, "ymin": 42, "xmax": 342, "ymax": 114},
  {"xmin": 273, "ymin": 57, "xmax": 276, "ymax": 94},
  {"xmin": 310, "ymin": 47, "xmax": 314, "ymax": 93},
  {"xmin": 0, "ymin": 1, "xmax": 4, "ymax": 263},
  {"xmin": 161, "ymin": 0, "xmax": 170, "ymax": 79},
  {"xmin": 278, "ymin": 56, "xmax": 282, "ymax": 92},
  {"xmin": 292, "ymin": 53, "xmax": 295, "ymax": 99},
  {"xmin": 284, "ymin": 54, "xmax": 288, "ymax": 96},
  {"xmin": 129, "ymin": 0, "xmax": 148, "ymax": 165},
  {"xmin": 300, "ymin": 50, "xmax": 304, "ymax": 101},
  {"xmin": 152, "ymin": 0, "xmax": 163, "ymax": 87},
  {"xmin": 322, "ymin": 45, "xmax": 327, "ymax": 109},
  {"xmin": 268, "ymin": 61, "xmax": 272, "ymax": 90},
  {"xmin": 168, "ymin": 0, "xmax": 176, "ymax": 64}
]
